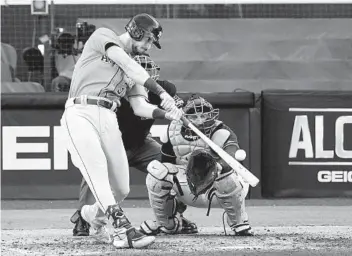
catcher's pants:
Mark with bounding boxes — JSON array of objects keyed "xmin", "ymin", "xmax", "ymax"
[
  {"xmin": 172, "ymin": 165, "xmax": 248, "ymax": 209},
  {"xmin": 60, "ymin": 97, "xmax": 130, "ymax": 214}
]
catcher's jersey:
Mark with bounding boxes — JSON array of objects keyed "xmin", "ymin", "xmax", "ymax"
[
  {"xmin": 162, "ymin": 120, "xmax": 238, "ymax": 165},
  {"xmin": 68, "ymin": 28, "xmax": 143, "ymax": 104}
]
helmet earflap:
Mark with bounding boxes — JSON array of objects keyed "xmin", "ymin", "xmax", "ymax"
[{"xmin": 125, "ymin": 19, "xmax": 145, "ymax": 41}]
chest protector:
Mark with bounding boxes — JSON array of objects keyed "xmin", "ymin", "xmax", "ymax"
[{"xmin": 168, "ymin": 120, "xmax": 209, "ymax": 165}]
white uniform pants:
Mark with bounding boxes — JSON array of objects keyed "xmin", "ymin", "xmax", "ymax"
[{"xmin": 60, "ymin": 97, "xmax": 130, "ymax": 213}]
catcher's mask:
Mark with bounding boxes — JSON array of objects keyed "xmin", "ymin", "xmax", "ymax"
[
  {"xmin": 134, "ymin": 54, "xmax": 160, "ymax": 81},
  {"xmin": 183, "ymin": 95, "xmax": 219, "ymax": 136},
  {"xmin": 125, "ymin": 13, "xmax": 162, "ymax": 49},
  {"xmin": 186, "ymin": 149, "xmax": 218, "ymax": 197}
]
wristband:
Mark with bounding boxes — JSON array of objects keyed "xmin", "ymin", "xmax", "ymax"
[
  {"xmin": 152, "ymin": 108, "xmax": 166, "ymax": 119},
  {"xmin": 143, "ymin": 78, "xmax": 166, "ymax": 96}
]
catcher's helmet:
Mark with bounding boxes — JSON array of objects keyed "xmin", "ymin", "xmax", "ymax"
[
  {"xmin": 125, "ymin": 13, "xmax": 162, "ymax": 49},
  {"xmin": 123, "ymin": 54, "xmax": 160, "ymax": 89},
  {"xmin": 183, "ymin": 95, "xmax": 219, "ymax": 136},
  {"xmin": 134, "ymin": 54, "xmax": 160, "ymax": 81}
]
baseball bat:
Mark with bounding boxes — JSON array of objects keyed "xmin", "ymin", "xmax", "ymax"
[{"xmin": 181, "ymin": 116, "xmax": 260, "ymax": 187}]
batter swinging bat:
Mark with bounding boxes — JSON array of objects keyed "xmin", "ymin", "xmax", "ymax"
[{"xmin": 181, "ymin": 116, "xmax": 260, "ymax": 187}]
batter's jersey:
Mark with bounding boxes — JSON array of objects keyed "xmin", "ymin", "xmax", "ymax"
[{"xmin": 68, "ymin": 27, "xmax": 130, "ymax": 103}]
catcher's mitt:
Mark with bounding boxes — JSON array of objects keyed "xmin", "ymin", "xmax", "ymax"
[{"xmin": 186, "ymin": 149, "xmax": 218, "ymax": 197}]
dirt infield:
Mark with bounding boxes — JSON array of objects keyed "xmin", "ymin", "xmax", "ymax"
[{"xmin": 2, "ymin": 199, "xmax": 352, "ymax": 256}]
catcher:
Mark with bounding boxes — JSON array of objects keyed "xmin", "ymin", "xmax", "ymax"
[{"xmin": 139, "ymin": 94, "xmax": 254, "ymax": 236}]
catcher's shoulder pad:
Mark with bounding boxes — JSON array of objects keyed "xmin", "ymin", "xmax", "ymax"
[
  {"xmin": 211, "ymin": 129, "xmax": 231, "ymax": 148},
  {"xmin": 147, "ymin": 160, "xmax": 178, "ymax": 180}
]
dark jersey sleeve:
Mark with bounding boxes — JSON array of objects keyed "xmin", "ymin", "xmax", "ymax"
[
  {"xmin": 220, "ymin": 123, "xmax": 240, "ymax": 149},
  {"xmin": 212, "ymin": 123, "xmax": 241, "ymax": 174},
  {"xmin": 157, "ymin": 80, "xmax": 176, "ymax": 97},
  {"xmin": 148, "ymin": 80, "xmax": 177, "ymax": 108},
  {"xmin": 148, "ymin": 90, "xmax": 161, "ymax": 106},
  {"xmin": 117, "ymin": 98, "xmax": 155, "ymax": 150}
]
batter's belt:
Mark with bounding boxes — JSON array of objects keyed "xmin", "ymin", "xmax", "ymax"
[{"xmin": 65, "ymin": 96, "xmax": 119, "ymax": 112}]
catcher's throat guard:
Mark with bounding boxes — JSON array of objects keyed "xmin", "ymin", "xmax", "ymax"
[{"xmin": 186, "ymin": 149, "xmax": 218, "ymax": 197}]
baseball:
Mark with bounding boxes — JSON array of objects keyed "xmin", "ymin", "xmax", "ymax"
[{"xmin": 235, "ymin": 149, "xmax": 246, "ymax": 161}]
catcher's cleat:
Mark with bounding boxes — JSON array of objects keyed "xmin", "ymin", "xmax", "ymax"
[
  {"xmin": 139, "ymin": 220, "xmax": 160, "ymax": 236},
  {"xmin": 176, "ymin": 201, "xmax": 198, "ymax": 234},
  {"xmin": 234, "ymin": 228, "xmax": 254, "ymax": 237},
  {"xmin": 81, "ymin": 204, "xmax": 111, "ymax": 243},
  {"xmin": 140, "ymin": 215, "xmax": 197, "ymax": 236},
  {"xmin": 106, "ymin": 204, "xmax": 155, "ymax": 249},
  {"xmin": 222, "ymin": 212, "xmax": 254, "ymax": 236},
  {"xmin": 231, "ymin": 220, "xmax": 253, "ymax": 237},
  {"xmin": 180, "ymin": 215, "xmax": 198, "ymax": 234},
  {"xmin": 71, "ymin": 210, "xmax": 90, "ymax": 236}
]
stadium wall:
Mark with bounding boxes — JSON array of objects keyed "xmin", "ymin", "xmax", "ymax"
[
  {"xmin": 2, "ymin": 91, "xmax": 352, "ymax": 199},
  {"xmin": 1, "ymin": 92, "xmax": 261, "ymax": 199}
]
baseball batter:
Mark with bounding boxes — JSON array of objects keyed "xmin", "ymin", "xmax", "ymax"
[
  {"xmin": 70, "ymin": 56, "xmax": 183, "ymax": 237},
  {"xmin": 139, "ymin": 95, "xmax": 254, "ymax": 236},
  {"xmin": 60, "ymin": 13, "xmax": 182, "ymax": 249}
]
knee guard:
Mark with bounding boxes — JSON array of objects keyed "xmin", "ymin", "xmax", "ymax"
[
  {"xmin": 144, "ymin": 160, "xmax": 182, "ymax": 234},
  {"xmin": 214, "ymin": 171, "xmax": 251, "ymax": 233}
]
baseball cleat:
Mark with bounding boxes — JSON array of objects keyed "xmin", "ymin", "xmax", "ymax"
[
  {"xmin": 235, "ymin": 229, "xmax": 254, "ymax": 236},
  {"xmin": 92, "ymin": 225, "xmax": 112, "ymax": 244},
  {"xmin": 140, "ymin": 215, "xmax": 197, "ymax": 236},
  {"xmin": 139, "ymin": 220, "xmax": 159, "ymax": 236},
  {"xmin": 70, "ymin": 210, "xmax": 90, "ymax": 236},
  {"xmin": 113, "ymin": 227, "xmax": 155, "ymax": 249},
  {"xmin": 234, "ymin": 227, "xmax": 254, "ymax": 236},
  {"xmin": 232, "ymin": 221, "xmax": 254, "ymax": 236},
  {"xmin": 81, "ymin": 204, "xmax": 111, "ymax": 243},
  {"xmin": 106, "ymin": 204, "xmax": 155, "ymax": 249},
  {"xmin": 180, "ymin": 215, "xmax": 198, "ymax": 234}
]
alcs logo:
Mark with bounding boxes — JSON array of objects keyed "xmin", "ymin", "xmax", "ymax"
[
  {"xmin": 289, "ymin": 115, "xmax": 352, "ymax": 162},
  {"xmin": 288, "ymin": 109, "xmax": 352, "ymax": 183}
]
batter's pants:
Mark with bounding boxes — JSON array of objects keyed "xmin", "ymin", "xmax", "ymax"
[{"xmin": 78, "ymin": 135, "xmax": 161, "ymax": 210}]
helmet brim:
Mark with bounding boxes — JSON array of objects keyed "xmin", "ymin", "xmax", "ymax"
[{"xmin": 153, "ymin": 40, "xmax": 161, "ymax": 49}]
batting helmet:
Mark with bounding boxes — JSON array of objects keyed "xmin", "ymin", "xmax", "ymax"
[{"xmin": 125, "ymin": 13, "xmax": 163, "ymax": 49}]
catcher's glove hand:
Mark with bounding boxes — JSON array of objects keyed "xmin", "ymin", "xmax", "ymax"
[{"xmin": 186, "ymin": 149, "xmax": 219, "ymax": 197}]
